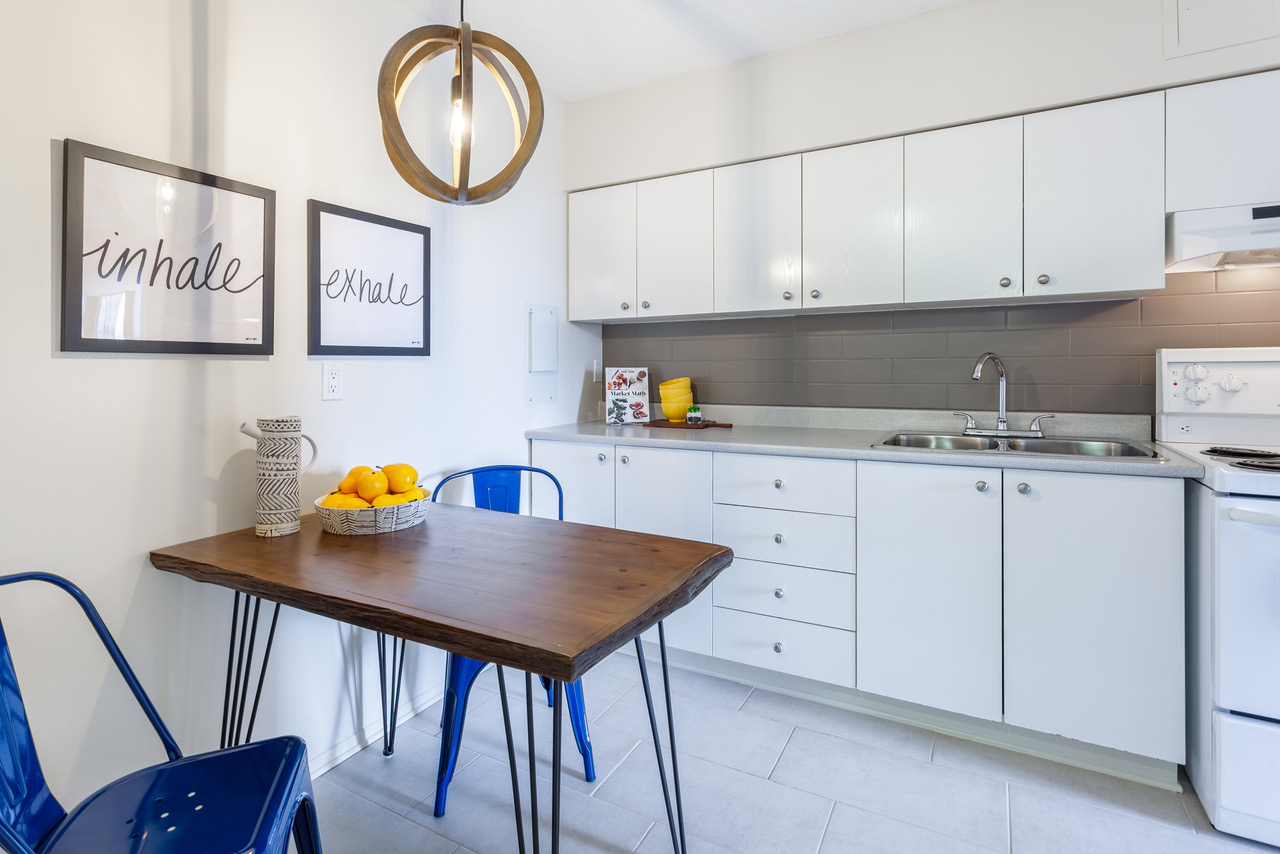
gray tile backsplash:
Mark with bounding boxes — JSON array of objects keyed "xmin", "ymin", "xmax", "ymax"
[{"xmin": 600, "ymin": 271, "xmax": 1280, "ymax": 415}]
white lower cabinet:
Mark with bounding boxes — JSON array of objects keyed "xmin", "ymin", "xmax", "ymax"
[
  {"xmin": 714, "ymin": 608, "xmax": 855, "ymax": 687},
  {"xmin": 530, "ymin": 439, "xmax": 615, "ymax": 528},
  {"xmin": 856, "ymin": 461, "xmax": 1004, "ymax": 721}
]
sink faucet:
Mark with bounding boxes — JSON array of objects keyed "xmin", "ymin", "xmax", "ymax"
[{"xmin": 972, "ymin": 352, "xmax": 1008, "ymax": 431}]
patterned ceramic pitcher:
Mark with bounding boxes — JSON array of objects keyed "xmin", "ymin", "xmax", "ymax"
[{"xmin": 239, "ymin": 417, "xmax": 318, "ymax": 537}]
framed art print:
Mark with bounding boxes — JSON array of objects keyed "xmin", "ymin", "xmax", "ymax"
[
  {"xmin": 307, "ymin": 200, "xmax": 430, "ymax": 357},
  {"xmin": 61, "ymin": 139, "xmax": 275, "ymax": 354}
]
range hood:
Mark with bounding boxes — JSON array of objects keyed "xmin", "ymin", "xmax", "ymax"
[{"xmin": 1166, "ymin": 202, "xmax": 1280, "ymax": 272}]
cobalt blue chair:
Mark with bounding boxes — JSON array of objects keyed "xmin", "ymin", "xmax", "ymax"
[
  {"xmin": 0, "ymin": 572, "xmax": 322, "ymax": 854},
  {"xmin": 429, "ymin": 465, "xmax": 595, "ymax": 817}
]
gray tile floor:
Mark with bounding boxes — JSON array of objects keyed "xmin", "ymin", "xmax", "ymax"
[{"xmin": 317, "ymin": 652, "xmax": 1279, "ymax": 853}]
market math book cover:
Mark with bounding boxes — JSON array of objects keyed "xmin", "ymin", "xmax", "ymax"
[{"xmin": 605, "ymin": 367, "xmax": 651, "ymax": 424}]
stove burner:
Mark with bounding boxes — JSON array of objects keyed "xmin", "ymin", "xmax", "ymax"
[
  {"xmin": 1202, "ymin": 446, "xmax": 1280, "ymax": 460},
  {"xmin": 1230, "ymin": 459, "xmax": 1280, "ymax": 473}
]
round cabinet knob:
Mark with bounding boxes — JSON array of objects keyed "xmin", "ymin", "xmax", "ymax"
[
  {"xmin": 597, "ymin": 453, "xmax": 606, "ymax": 462},
  {"xmin": 774, "ymin": 588, "xmax": 785, "ymax": 599},
  {"xmin": 810, "ymin": 289, "xmax": 822, "ymax": 299},
  {"xmin": 782, "ymin": 291, "xmax": 794, "ymax": 301},
  {"xmin": 620, "ymin": 455, "xmax": 629, "ymax": 464},
  {"xmin": 1017, "ymin": 483, "xmax": 1031, "ymax": 495},
  {"xmin": 774, "ymin": 479, "xmax": 784, "ymax": 489},
  {"xmin": 772, "ymin": 642, "xmax": 784, "ymax": 654},
  {"xmin": 641, "ymin": 300, "xmax": 651, "ymax": 310},
  {"xmin": 975, "ymin": 481, "xmax": 988, "ymax": 493},
  {"xmin": 620, "ymin": 302, "xmax": 630, "ymax": 311},
  {"xmin": 1185, "ymin": 385, "xmax": 1211, "ymax": 404},
  {"xmin": 1221, "ymin": 373, "xmax": 1244, "ymax": 392},
  {"xmin": 999, "ymin": 277, "xmax": 1012, "ymax": 288},
  {"xmin": 1184, "ymin": 364, "xmax": 1209, "ymax": 381},
  {"xmin": 774, "ymin": 533, "xmax": 783, "ymax": 544},
  {"xmin": 1037, "ymin": 274, "xmax": 1050, "ymax": 285}
]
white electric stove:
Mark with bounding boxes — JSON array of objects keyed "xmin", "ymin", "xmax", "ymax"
[{"xmin": 1157, "ymin": 347, "xmax": 1280, "ymax": 847}]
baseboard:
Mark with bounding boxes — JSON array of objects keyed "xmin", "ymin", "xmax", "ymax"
[
  {"xmin": 642, "ymin": 644, "xmax": 1182, "ymax": 793},
  {"xmin": 307, "ymin": 682, "xmax": 446, "ymax": 776}
]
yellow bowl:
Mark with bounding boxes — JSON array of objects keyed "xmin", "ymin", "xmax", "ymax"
[
  {"xmin": 661, "ymin": 401, "xmax": 690, "ymax": 422},
  {"xmin": 660, "ymin": 389, "xmax": 693, "ymax": 404},
  {"xmin": 659, "ymin": 377, "xmax": 691, "ymax": 393}
]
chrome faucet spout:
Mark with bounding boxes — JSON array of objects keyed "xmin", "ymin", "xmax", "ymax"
[{"xmin": 971, "ymin": 352, "xmax": 1008, "ymax": 430}]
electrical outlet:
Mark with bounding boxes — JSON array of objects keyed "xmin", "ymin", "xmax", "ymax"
[
  {"xmin": 322, "ymin": 362, "xmax": 342, "ymax": 401},
  {"xmin": 1180, "ymin": 424, "xmax": 1193, "ymax": 434}
]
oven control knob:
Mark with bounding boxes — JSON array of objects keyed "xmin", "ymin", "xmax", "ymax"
[
  {"xmin": 1220, "ymin": 373, "xmax": 1243, "ymax": 392},
  {"xmin": 1185, "ymin": 384, "xmax": 1211, "ymax": 404},
  {"xmin": 1184, "ymin": 364, "xmax": 1209, "ymax": 381}
]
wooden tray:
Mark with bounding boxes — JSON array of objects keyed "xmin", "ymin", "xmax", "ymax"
[{"xmin": 646, "ymin": 420, "xmax": 731, "ymax": 429}]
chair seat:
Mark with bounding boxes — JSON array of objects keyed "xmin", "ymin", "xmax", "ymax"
[{"xmin": 39, "ymin": 737, "xmax": 313, "ymax": 854}]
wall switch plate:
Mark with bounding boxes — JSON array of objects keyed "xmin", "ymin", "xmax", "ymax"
[
  {"xmin": 593, "ymin": 360, "xmax": 603, "ymax": 382},
  {"xmin": 322, "ymin": 362, "xmax": 342, "ymax": 401}
]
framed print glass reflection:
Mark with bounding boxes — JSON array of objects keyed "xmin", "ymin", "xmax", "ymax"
[
  {"xmin": 61, "ymin": 139, "xmax": 275, "ymax": 354},
  {"xmin": 307, "ymin": 200, "xmax": 430, "ymax": 357}
]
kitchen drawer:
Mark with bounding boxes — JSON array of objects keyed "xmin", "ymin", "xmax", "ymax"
[
  {"xmin": 713, "ymin": 608, "xmax": 855, "ymax": 687},
  {"xmin": 714, "ymin": 453, "xmax": 855, "ymax": 516},
  {"xmin": 713, "ymin": 504, "xmax": 855, "ymax": 572},
  {"xmin": 715, "ymin": 558, "xmax": 855, "ymax": 630}
]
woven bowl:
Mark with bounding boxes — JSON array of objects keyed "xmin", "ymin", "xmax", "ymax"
[{"xmin": 313, "ymin": 494, "xmax": 430, "ymax": 535}]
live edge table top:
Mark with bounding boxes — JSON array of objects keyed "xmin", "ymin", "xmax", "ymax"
[{"xmin": 150, "ymin": 504, "xmax": 734, "ymax": 683}]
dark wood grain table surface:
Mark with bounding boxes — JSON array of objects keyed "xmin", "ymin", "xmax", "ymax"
[{"xmin": 150, "ymin": 503, "xmax": 734, "ymax": 683}]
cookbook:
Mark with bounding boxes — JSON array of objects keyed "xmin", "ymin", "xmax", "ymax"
[{"xmin": 604, "ymin": 367, "xmax": 651, "ymax": 424}]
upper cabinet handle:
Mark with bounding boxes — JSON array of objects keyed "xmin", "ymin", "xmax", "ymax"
[
  {"xmin": 620, "ymin": 301, "xmax": 630, "ymax": 310},
  {"xmin": 999, "ymin": 277, "xmax": 1012, "ymax": 288},
  {"xmin": 1037, "ymin": 274, "xmax": 1050, "ymax": 285},
  {"xmin": 809, "ymin": 290, "xmax": 821, "ymax": 299},
  {"xmin": 782, "ymin": 291, "xmax": 794, "ymax": 301}
]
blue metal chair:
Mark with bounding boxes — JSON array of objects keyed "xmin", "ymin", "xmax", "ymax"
[
  {"xmin": 429, "ymin": 465, "xmax": 596, "ymax": 817},
  {"xmin": 0, "ymin": 572, "xmax": 322, "ymax": 854}
]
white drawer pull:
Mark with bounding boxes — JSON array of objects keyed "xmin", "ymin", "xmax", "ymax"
[
  {"xmin": 773, "ymin": 642, "xmax": 783, "ymax": 654},
  {"xmin": 774, "ymin": 588, "xmax": 785, "ymax": 599},
  {"xmin": 774, "ymin": 479, "xmax": 783, "ymax": 489},
  {"xmin": 1228, "ymin": 508, "xmax": 1280, "ymax": 528},
  {"xmin": 774, "ymin": 533, "xmax": 783, "ymax": 544},
  {"xmin": 597, "ymin": 453, "xmax": 606, "ymax": 462}
]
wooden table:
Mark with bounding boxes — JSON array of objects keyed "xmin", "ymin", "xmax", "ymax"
[{"xmin": 151, "ymin": 503, "xmax": 733, "ymax": 853}]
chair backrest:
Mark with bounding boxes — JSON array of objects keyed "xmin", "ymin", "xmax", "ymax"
[
  {"xmin": 431, "ymin": 465, "xmax": 564, "ymax": 521},
  {"xmin": 0, "ymin": 573, "xmax": 182, "ymax": 854}
]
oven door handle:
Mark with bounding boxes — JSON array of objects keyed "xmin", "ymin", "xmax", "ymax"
[{"xmin": 1227, "ymin": 508, "xmax": 1280, "ymax": 528}]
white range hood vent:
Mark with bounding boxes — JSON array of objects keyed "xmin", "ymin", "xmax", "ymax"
[{"xmin": 1166, "ymin": 202, "xmax": 1280, "ymax": 273}]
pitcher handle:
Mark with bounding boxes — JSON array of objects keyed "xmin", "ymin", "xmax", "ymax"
[{"xmin": 300, "ymin": 434, "xmax": 319, "ymax": 474}]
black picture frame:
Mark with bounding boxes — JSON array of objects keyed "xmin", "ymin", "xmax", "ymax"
[
  {"xmin": 307, "ymin": 200, "xmax": 430, "ymax": 357},
  {"xmin": 61, "ymin": 139, "xmax": 275, "ymax": 355}
]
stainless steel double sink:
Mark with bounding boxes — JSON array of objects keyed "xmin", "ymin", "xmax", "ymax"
[{"xmin": 874, "ymin": 432, "xmax": 1161, "ymax": 459}]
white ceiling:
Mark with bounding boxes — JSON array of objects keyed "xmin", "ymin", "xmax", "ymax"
[{"xmin": 398, "ymin": 0, "xmax": 972, "ymax": 103}]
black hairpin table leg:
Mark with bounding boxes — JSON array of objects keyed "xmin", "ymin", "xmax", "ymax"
[
  {"xmin": 377, "ymin": 632, "xmax": 408, "ymax": 755},
  {"xmin": 220, "ymin": 591, "xmax": 280, "ymax": 748},
  {"xmin": 635, "ymin": 621, "xmax": 688, "ymax": 854}
]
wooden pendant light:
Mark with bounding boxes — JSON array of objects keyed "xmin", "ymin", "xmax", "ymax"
[{"xmin": 378, "ymin": 18, "xmax": 543, "ymax": 205}]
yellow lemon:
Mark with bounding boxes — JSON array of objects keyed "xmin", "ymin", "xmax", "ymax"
[
  {"xmin": 321, "ymin": 493, "xmax": 370, "ymax": 509},
  {"xmin": 402, "ymin": 488, "xmax": 426, "ymax": 501},
  {"xmin": 338, "ymin": 466, "xmax": 373, "ymax": 494},
  {"xmin": 356, "ymin": 470, "xmax": 389, "ymax": 502},
  {"xmin": 382, "ymin": 463, "xmax": 419, "ymax": 494},
  {"xmin": 372, "ymin": 492, "xmax": 414, "ymax": 507}
]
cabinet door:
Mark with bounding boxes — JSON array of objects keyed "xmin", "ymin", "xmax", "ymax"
[
  {"xmin": 637, "ymin": 171, "xmax": 713, "ymax": 318},
  {"xmin": 856, "ymin": 461, "xmax": 1003, "ymax": 720},
  {"xmin": 1024, "ymin": 93, "xmax": 1165, "ymax": 298},
  {"xmin": 802, "ymin": 138, "xmax": 904, "ymax": 308},
  {"xmin": 1003, "ymin": 470, "xmax": 1184, "ymax": 761},
  {"xmin": 904, "ymin": 117, "xmax": 1023, "ymax": 303},
  {"xmin": 568, "ymin": 184, "xmax": 636, "ymax": 321},
  {"xmin": 714, "ymin": 156, "xmax": 802, "ymax": 313},
  {"xmin": 616, "ymin": 446, "xmax": 715, "ymax": 654},
  {"xmin": 530, "ymin": 440, "xmax": 615, "ymax": 528},
  {"xmin": 1168, "ymin": 69, "xmax": 1280, "ymax": 211}
]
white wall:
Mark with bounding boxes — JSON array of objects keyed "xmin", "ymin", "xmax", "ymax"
[
  {"xmin": 565, "ymin": 0, "xmax": 1280, "ymax": 189},
  {"xmin": 0, "ymin": 0, "xmax": 595, "ymax": 804}
]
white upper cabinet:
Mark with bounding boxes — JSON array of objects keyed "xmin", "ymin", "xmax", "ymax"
[
  {"xmin": 802, "ymin": 138, "xmax": 904, "ymax": 309},
  {"xmin": 637, "ymin": 171, "xmax": 714, "ymax": 318},
  {"xmin": 1168, "ymin": 69, "xmax": 1280, "ymax": 211},
  {"xmin": 714, "ymin": 155, "xmax": 803, "ymax": 313},
  {"xmin": 905, "ymin": 116, "xmax": 1024, "ymax": 303},
  {"xmin": 568, "ymin": 183, "xmax": 636, "ymax": 321},
  {"xmin": 1024, "ymin": 92, "xmax": 1165, "ymax": 298}
]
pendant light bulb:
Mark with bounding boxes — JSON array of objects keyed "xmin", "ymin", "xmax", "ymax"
[{"xmin": 448, "ymin": 73, "xmax": 471, "ymax": 150}]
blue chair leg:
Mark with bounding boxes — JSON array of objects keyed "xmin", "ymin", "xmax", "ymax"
[
  {"xmin": 434, "ymin": 653, "xmax": 489, "ymax": 817},
  {"xmin": 540, "ymin": 674, "xmax": 554, "ymax": 707},
  {"xmin": 564, "ymin": 678, "xmax": 596, "ymax": 782}
]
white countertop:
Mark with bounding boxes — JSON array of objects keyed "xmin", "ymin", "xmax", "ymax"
[{"xmin": 526, "ymin": 414, "xmax": 1205, "ymax": 479}]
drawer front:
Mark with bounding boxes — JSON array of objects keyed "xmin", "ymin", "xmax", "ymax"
[
  {"xmin": 715, "ymin": 558, "xmax": 855, "ymax": 630},
  {"xmin": 713, "ymin": 608, "xmax": 855, "ymax": 688},
  {"xmin": 714, "ymin": 504, "xmax": 855, "ymax": 572},
  {"xmin": 714, "ymin": 453, "xmax": 855, "ymax": 516}
]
